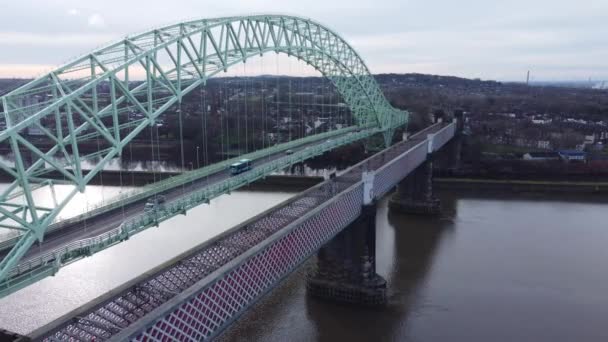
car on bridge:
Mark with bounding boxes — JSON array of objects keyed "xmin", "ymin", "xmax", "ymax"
[
  {"xmin": 144, "ymin": 195, "xmax": 166, "ymax": 213},
  {"xmin": 230, "ymin": 159, "xmax": 253, "ymax": 175}
]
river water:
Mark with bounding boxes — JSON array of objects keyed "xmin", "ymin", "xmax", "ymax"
[
  {"xmin": 0, "ymin": 189, "xmax": 295, "ymax": 334},
  {"xmin": 219, "ymin": 191, "xmax": 608, "ymax": 342},
  {"xmin": 1, "ymin": 189, "xmax": 608, "ymax": 341}
]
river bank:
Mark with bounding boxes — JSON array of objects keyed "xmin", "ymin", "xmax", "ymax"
[
  {"xmin": 434, "ymin": 177, "xmax": 608, "ymax": 195},
  {"xmin": 218, "ymin": 191, "xmax": 608, "ymax": 342}
]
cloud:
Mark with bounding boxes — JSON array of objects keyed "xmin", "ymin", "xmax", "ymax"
[
  {"xmin": 0, "ymin": 32, "xmax": 116, "ymax": 46},
  {"xmin": 0, "ymin": 64, "xmax": 55, "ymax": 78},
  {"xmin": 0, "ymin": 0, "xmax": 606, "ymax": 81},
  {"xmin": 88, "ymin": 14, "xmax": 106, "ymax": 29}
]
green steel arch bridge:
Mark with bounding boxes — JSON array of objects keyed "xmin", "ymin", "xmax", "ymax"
[{"xmin": 0, "ymin": 15, "xmax": 410, "ymax": 296}]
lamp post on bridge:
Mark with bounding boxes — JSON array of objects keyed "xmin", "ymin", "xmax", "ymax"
[
  {"xmin": 189, "ymin": 162, "xmax": 194, "ymax": 188},
  {"xmin": 196, "ymin": 146, "xmax": 200, "ymax": 169}
]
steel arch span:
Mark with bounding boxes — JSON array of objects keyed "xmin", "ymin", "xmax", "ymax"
[{"xmin": 0, "ymin": 15, "xmax": 409, "ymax": 284}]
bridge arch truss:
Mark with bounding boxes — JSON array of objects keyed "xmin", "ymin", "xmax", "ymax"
[{"xmin": 0, "ymin": 15, "xmax": 408, "ymax": 282}]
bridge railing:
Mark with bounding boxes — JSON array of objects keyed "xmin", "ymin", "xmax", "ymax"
[
  {"xmin": 120, "ymin": 182, "xmax": 366, "ymax": 341},
  {"xmin": 3, "ymin": 225, "xmax": 126, "ymax": 286},
  {"xmin": 34, "ymin": 158, "xmax": 364, "ymax": 341},
  {"xmin": 409, "ymin": 122, "xmax": 443, "ymax": 140},
  {"xmin": 372, "ymin": 140, "xmax": 428, "ymax": 199},
  {"xmin": 0, "ymin": 127, "xmax": 379, "ymax": 295},
  {"xmin": 0, "ymin": 126, "xmax": 368, "ymax": 253},
  {"xmin": 119, "ymin": 125, "xmax": 454, "ymax": 341},
  {"xmin": 119, "ymin": 128, "xmax": 375, "ymax": 235},
  {"xmin": 428, "ymin": 121, "xmax": 457, "ymax": 153},
  {"xmin": 33, "ymin": 122, "xmax": 455, "ymax": 341}
]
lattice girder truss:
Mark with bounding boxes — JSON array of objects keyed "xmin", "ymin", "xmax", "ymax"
[{"xmin": 0, "ymin": 15, "xmax": 409, "ymax": 282}]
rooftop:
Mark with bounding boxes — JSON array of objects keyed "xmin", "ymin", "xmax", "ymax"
[
  {"xmin": 558, "ymin": 150, "xmax": 586, "ymax": 156},
  {"xmin": 526, "ymin": 152, "xmax": 559, "ymax": 158}
]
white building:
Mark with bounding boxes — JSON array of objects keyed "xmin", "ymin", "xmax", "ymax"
[
  {"xmin": 537, "ymin": 140, "xmax": 551, "ymax": 149},
  {"xmin": 531, "ymin": 118, "xmax": 552, "ymax": 125}
]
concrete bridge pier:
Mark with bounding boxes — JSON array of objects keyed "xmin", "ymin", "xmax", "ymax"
[
  {"xmin": 446, "ymin": 110, "xmax": 465, "ymax": 170},
  {"xmin": 389, "ymin": 158, "xmax": 441, "ymax": 215},
  {"xmin": 0, "ymin": 328, "xmax": 29, "ymax": 341},
  {"xmin": 307, "ymin": 203, "xmax": 387, "ymax": 306}
]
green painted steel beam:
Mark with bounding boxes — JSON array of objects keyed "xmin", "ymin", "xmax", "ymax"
[
  {"xmin": 0, "ymin": 15, "xmax": 409, "ymax": 288},
  {"xmin": 0, "ymin": 127, "xmax": 379, "ymax": 297},
  {"xmin": 0, "ymin": 124, "xmax": 363, "ymax": 255}
]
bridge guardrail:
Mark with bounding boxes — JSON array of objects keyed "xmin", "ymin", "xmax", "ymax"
[
  {"xmin": 0, "ymin": 125, "xmax": 370, "ymax": 253},
  {"xmin": 373, "ymin": 140, "xmax": 428, "ymax": 199},
  {"xmin": 116, "ymin": 179, "xmax": 366, "ymax": 341},
  {"xmin": 0, "ymin": 127, "xmax": 380, "ymax": 293},
  {"xmin": 2, "ymin": 123, "xmax": 453, "ymax": 293},
  {"xmin": 429, "ymin": 121, "xmax": 456, "ymax": 153},
  {"xmin": 116, "ymin": 126, "xmax": 452, "ymax": 340},
  {"xmin": 409, "ymin": 122, "xmax": 443, "ymax": 140},
  {"xmin": 31, "ymin": 122, "xmax": 459, "ymax": 340}
]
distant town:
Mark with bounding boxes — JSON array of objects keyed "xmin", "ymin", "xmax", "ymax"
[
  {"xmin": 373, "ymin": 74, "xmax": 608, "ymax": 178},
  {"xmin": 1, "ymin": 73, "xmax": 607, "ymax": 176}
]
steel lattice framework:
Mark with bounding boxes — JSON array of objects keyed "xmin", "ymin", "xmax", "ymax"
[
  {"xmin": 0, "ymin": 15, "xmax": 408, "ymax": 288},
  {"xmin": 34, "ymin": 122, "xmax": 454, "ymax": 342}
]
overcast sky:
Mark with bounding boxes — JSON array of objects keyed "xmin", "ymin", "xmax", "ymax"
[{"xmin": 0, "ymin": 0, "xmax": 607, "ymax": 81}]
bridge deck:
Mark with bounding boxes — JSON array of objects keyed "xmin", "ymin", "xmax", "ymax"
[
  {"xmin": 0, "ymin": 132, "xmax": 343, "ymax": 259},
  {"xmin": 0, "ymin": 128, "xmax": 381, "ymax": 296},
  {"xmin": 32, "ymin": 122, "xmax": 452, "ymax": 341}
]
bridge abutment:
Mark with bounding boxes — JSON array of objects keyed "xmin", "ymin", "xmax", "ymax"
[
  {"xmin": 439, "ymin": 111, "xmax": 465, "ymax": 171},
  {"xmin": 387, "ymin": 116, "xmax": 464, "ymax": 216},
  {"xmin": 389, "ymin": 158, "xmax": 441, "ymax": 215},
  {"xmin": 307, "ymin": 204, "xmax": 387, "ymax": 306},
  {"xmin": 0, "ymin": 328, "xmax": 29, "ymax": 341}
]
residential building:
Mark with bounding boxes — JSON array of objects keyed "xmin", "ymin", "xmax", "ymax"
[
  {"xmin": 523, "ymin": 152, "xmax": 560, "ymax": 161},
  {"xmin": 558, "ymin": 150, "xmax": 586, "ymax": 162}
]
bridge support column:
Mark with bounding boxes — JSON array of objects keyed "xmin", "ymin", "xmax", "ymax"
[
  {"xmin": 445, "ymin": 112, "xmax": 465, "ymax": 170},
  {"xmin": 389, "ymin": 158, "xmax": 441, "ymax": 215},
  {"xmin": 0, "ymin": 328, "xmax": 29, "ymax": 341},
  {"xmin": 307, "ymin": 203, "xmax": 387, "ymax": 306}
]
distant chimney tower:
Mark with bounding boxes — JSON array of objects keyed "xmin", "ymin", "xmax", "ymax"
[{"xmin": 526, "ymin": 70, "xmax": 530, "ymax": 85}]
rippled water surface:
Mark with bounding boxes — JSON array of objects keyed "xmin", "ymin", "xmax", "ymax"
[
  {"xmin": 220, "ymin": 191, "xmax": 608, "ymax": 342},
  {"xmin": 0, "ymin": 190, "xmax": 294, "ymax": 334},
  {"xmin": 1, "ymin": 189, "xmax": 608, "ymax": 341}
]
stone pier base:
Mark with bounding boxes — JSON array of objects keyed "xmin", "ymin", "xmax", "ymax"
[
  {"xmin": 307, "ymin": 274, "xmax": 387, "ymax": 306},
  {"xmin": 0, "ymin": 328, "xmax": 30, "ymax": 342},
  {"xmin": 389, "ymin": 157, "xmax": 441, "ymax": 216},
  {"xmin": 307, "ymin": 204, "xmax": 387, "ymax": 306},
  {"xmin": 389, "ymin": 195, "xmax": 441, "ymax": 216}
]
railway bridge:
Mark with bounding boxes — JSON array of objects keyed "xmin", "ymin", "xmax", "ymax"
[{"xmin": 0, "ymin": 14, "xmax": 460, "ymax": 341}]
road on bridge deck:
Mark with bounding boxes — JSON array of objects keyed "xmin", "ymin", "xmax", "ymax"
[
  {"xmin": 30, "ymin": 123, "xmax": 449, "ymax": 341},
  {"xmin": 0, "ymin": 131, "xmax": 354, "ymax": 267}
]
